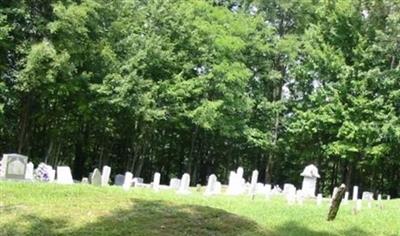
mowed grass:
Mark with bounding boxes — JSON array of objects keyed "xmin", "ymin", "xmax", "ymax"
[{"xmin": 0, "ymin": 182, "xmax": 399, "ymax": 236}]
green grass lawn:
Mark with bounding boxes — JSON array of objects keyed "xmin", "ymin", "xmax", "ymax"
[{"xmin": 0, "ymin": 182, "xmax": 399, "ymax": 236}]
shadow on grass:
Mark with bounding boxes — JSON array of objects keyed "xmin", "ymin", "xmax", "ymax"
[
  {"xmin": 273, "ymin": 221, "xmax": 367, "ymax": 236},
  {"xmin": 0, "ymin": 198, "xmax": 269, "ymax": 236},
  {"xmin": 0, "ymin": 199, "xmax": 368, "ymax": 236}
]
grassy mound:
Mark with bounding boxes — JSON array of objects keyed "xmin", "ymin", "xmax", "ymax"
[{"xmin": 0, "ymin": 182, "xmax": 399, "ymax": 236}]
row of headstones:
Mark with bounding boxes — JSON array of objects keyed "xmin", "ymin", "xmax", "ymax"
[
  {"xmin": 113, "ymin": 171, "xmax": 193, "ymax": 194},
  {"xmin": 323, "ymin": 186, "xmax": 391, "ymax": 211},
  {"xmin": 0, "ymin": 154, "xmax": 56, "ymax": 181},
  {"xmin": 0, "ymin": 153, "xmax": 112, "ymax": 185},
  {"xmin": 1, "ymin": 155, "xmax": 392, "ymax": 206}
]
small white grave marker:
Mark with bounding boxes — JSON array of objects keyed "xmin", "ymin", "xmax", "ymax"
[
  {"xmin": 177, "ymin": 173, "xmax": 190, "ymax": 194},
  {"xmin": 352, "ymin": 186, "xmax": 359, "ymax": 201},
  {"xmin": 249, "ymin": 170, "xmax": 259, "ymax": 196},
  {"xmin": 356, "ymin": 199, "xmax": 362, "ymax": 211},
  {"xmin": 101, "ymin": 165, "xmax": 111, "ymax": 186},
  {"xmin": 343, "ymin": 191, "xmax": 349, "ymax": 205},
  {"xmin": 25, "ymin": 162, "xmax": 34, "ymax": 180},
  {"xmin": 122, "ymin": 172, "xmax": 133, "ymax": 191},
  {"xmin": 153, "ymin": 172, "xmax": 161, "ymax": 191},
  {"xmin": 317, "ymin": 193, "xmax": 323, "ymax": 206},
  {"xmin": 204, "ymin": 174, "xmax": 218, "ymax": 196},
  {"xmin": 56, "ymin": 166, "xmax": 74, "ymax": 184}
]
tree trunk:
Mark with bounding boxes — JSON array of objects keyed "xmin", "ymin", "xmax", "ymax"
[
  {"xmin": 72, "ymin": 123, "xmax": 88, "ymax": 180},
  {"xmin": 18, "ymin": 96, "xmax": 31, "ymax": 153}
]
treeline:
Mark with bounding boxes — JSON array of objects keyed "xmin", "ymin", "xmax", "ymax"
[{"xmin": 0, "ymin": 0, "xmax": 399, "ymax": 197}]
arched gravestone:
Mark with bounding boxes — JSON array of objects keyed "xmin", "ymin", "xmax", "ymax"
[
  {"xmin": 300, "ymin": 164, "xmax": 320, "ymax": 198},
  {"xmin": 3, "ymin": 154, "xmax": 28, "ymax": 180},
  {"xmin": 90, "ymin": 168, "xmax": 102, "ymax": 186}
]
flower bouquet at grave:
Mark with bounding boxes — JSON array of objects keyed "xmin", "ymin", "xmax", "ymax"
[{"xmin": 34, "ymin": 163, "xmax": 53, "ymax": 182}]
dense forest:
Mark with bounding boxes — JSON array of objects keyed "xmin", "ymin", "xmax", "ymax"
[{"xmin": 0, "ymin": 0, "xmax": 399, "ymax": 197}]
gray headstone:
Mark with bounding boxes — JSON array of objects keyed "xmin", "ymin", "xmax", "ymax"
[
  {"xmin": 56, "ymin": 166, "xmax": 74, "ymax": 184},
  {"xmin": 101, "ymin": 165, "xmax": 111, "ymax": 186},
  {"xmin": 91, "ymin": 168, "xmax": 102, "ymax": 186},
  {"xmin": 4, "ymin": 154, "xmax": 28, "ymax": 179},
  {"xmin": 81, "ymin": 177, "xmax": 89, "ymax": 184},
  {"xmin": 114, "ymin": 174, "xmax": 125, "ymax": 186}
]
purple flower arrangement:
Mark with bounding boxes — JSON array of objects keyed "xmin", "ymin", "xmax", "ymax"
[{"xmin": 34, "ymin": 163, "xmax": 53, "ymax": 182}]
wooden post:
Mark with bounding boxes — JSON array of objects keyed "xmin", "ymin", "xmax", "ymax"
[{"xmin": 327, "ymin": 184, "xmax": 346, "ymax": 221}]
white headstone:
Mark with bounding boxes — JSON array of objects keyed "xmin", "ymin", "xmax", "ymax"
[
  {"xmin": 265, "ymin": 184, "xmax": 272, "ymax": 199},
  {"xmin": 343, "ymin": 191, "xmax": 349, "ymax": 205},
  {"xmin": 169, "ymin": 178, "xmax": 181, "ymax": 189},
  {"xmin": 287, "ymin": 188, "xmax": 296, "ymax": 205},
  {"xmin": 237, "ymin": 167, "xmax": 244, "ymax": 178},
  {"xmin": 227, "ymin": 171, "xmax": 236, "ymax": 192},
  {"xmin": 387, "ymin": 195, "xmax": 391, "ymax": 200},
  {"xmin": 56, "ymin": 166, "xmax": 74, "ymax": 184},
  {"xmin": 296, "ymin": 190, "xmax": 304, "ymax": 205},
  {"xmin": 356, "ymin": 199, "xmax": 362, "ymax": 211},
  {"xmin": 90, "ymin": 168, "xmax": 102, "ymax": 186},
  {"xmin": 227, "ymin": 167, "xmax": 245, "ymax": 195},
  {"xmin": 317, "ymin": 193, "xmax": 323, "ymax": 206},
  {"xmin": 177, "ymin": 173, "xmax": 190, "ymax": 194},
  {"xmin": 300, "ymin": 164, "xmax": 320, "ymax": 197},
  {"xmin": 101, "ymin": 165, "xmax": 111, "ymax": 186},
  {"xmin": 81, "ymin": 177, "xmax": 89, "ymax": 184},
  {"xmin": 352, "ymin": 186, "xmax": 359, "ymax": 200},
  {"xmin": 214, "ymin": 181, "xmax": 222, "ymax": 195},
  {"xmin": 4, "ymin": 154, "xmax": 28, "ymax": 179},
  {"xmin": 132, "ymin": 177, "xmax": 144, "ymax": 186},
  {"xmin": 204, "ymin": 174, "xmax": 217, "ymax": 196},
  {"xmin": 249, "ymin": 170, "xmax": 259, "ymax": 196},
  {"xmin": 283, "ymin": 183, "xmax": 296, "ymax": 196},
  {"xmin": 0, "ymin": 157, "xmax": 5, "ymax": 177},
  {"xmin": 122, "ymin": 172, "xmax": 133, "ymax": 191},
  {"xmin": 256, "ymin": 183, "xmax": 265, "ymax": 194},
  {"xmin": 48, "ymin": 169, "xmax": 56, "ymax": 182},
  {"xmin": 25, "ymin": 162, "xmax": 34, "ymax": 180},
  {"xmin": 378, "ymin": 194, "xmax": 382, "ymax": 201},
  {"xmin": 362, "ymin": 191, "xmax": 373, "ymax": 201},
  {"xmin": 153, "ymin": 172, "xmax": 161, "ymax": 191}
]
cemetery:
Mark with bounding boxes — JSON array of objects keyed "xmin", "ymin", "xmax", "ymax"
[
  {"xmin": 1, "ymin": 154, "xmax": 399, "ymax": 235},
  {"xmin": 1, "ymin": 0, "xmax": 400, "ymax": 235}
]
